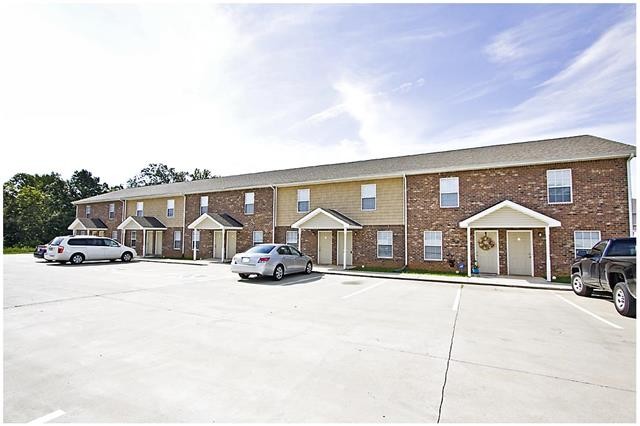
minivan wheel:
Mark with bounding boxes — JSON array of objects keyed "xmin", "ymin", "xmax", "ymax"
[
  {"xmin": 305, "ymin": 261, "xmax": 313, "ymax": 274},
  {"xmin": 273, "ymin": 264, "xmax": 284, "ymax": 281},
  {"xmin": 70, "ymin": 253, "xmax": 85, "ymax": 265},
  {"xmin": 571, "ymin": 273, "xmax": 592, "ymax": 297},
  {"xmin": 613, "ymin": 282, "xmax": 636, "ymax": 318},
  {"xmin": 121, "ymin": 252, "xmax": 133, "ymax": 262}
]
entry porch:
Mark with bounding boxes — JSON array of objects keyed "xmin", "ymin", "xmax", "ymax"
[
  {"xmin": 187, "ymin": 213, "xmax": 243, "ymax": 262},
  {"xmin": 117, "ymin": 216, "xmax": 167, "ymax": 257}
]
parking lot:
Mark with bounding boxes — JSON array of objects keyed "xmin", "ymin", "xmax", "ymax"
[{"xmin": 3, "ymin": 254, "xmax": 636, "ymax": 422}]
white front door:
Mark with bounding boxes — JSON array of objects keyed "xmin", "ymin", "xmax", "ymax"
[
  {"xmin": 507, "ymin": 231, "xmax": 533, "ymax": 276},
  {"xmin": 317, "ymin": 231, "xmax": 332, "ymax": 265},
  {"xmin": 145, "ymin": 231, "xmax": 154, "ymax": 256},
  {"xmin": 474, "ymin": 230, "xmax": 499, "ymax": 274},
  {"xmin": 336, "ymin": 231, "xmax": 353, "ymax": 266},
  {"xmin": 226, "ymin": 231, "xmax": 237, "ymax": 259},
  {"xmin": 154, "ymin": 231, "xmax": 163, "ymax": 256},
  {"xmin": 213, "ymin": 231, "xmax": 223, "ymax": 260}
]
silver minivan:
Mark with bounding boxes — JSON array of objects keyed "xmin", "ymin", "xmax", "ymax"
[{"xmin": 44, "ymin": 236, "xmax": 137, "ymax": 264}]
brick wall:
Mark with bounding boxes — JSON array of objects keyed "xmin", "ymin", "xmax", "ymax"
[
  {"xmin": 78, "ymin": 201, "xmax": 123, "ymax": 240},
  {"xmin": 407, "ymin": 158, "xmax": 630, "ymax": 276},
  {"xmin": 184, "ymin": 187, "xmax": 274, "ymax": 259}
]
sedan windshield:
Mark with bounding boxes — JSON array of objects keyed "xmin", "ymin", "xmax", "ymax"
[{"xmin": 245, "ymin": 245, "xmax": 275, "ymax": 254}]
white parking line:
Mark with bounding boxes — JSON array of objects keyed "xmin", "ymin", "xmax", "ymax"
[
  {"xmin": 452, "ymin": 286, "xmax": 461, "ymax": 311},
  {"xmin": 28, "ymin": 410, "xmax": 65, "ymax": 423},
  {"xmin": 341, "ymin": 282, "xmax": 385, "ymax": 299},
  {"xmin": 554, "ymin": 294, "xmax": 623, "ymax": 330}
]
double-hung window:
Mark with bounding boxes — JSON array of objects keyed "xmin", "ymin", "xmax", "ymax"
[
  {"xmin": 136, "ymin": 202, "xmax": 144, "ymax": 217},
  {"xmin": 167, "ymin": 199, "xmax": 175, "ymax": 218},
  {"xmin": 130, "ymin": 230, "xmax": 137, "ymax": 247},
  {"xmin": 199, "ymin": 196, "xmax": 208, "ymax": 215},
  {"xmin": 286, "ymin": 230, "xmax": 298, "ymax": 248},
  {"xmin": 173, "ymin": 230, "xmax": 182, "ymax": 250},
  {"xmin": 253, "ymin": 230, "xmax": 263, "ymax": 245},
  {"xmin": 361, "ymin": 184, "xmax": 376, "ymax": 211},
  {"xmin": 547, "ymin": 169, "xmax": 572, "ymax": 204},
  {"xmin": 111, "ymin": 230, "xmax": 118, "ymax": 241},
  {"xmin": 108, "ymin": 203, "xmax": 115, "ymax": 220},
  {"xmin": 377, "ymin": 231, "xmax": 393, "ymax": 258},
  {"xmin": 424, "ymin": 231, "xmax": 443, "ymax": 261},
  {"xmin": 297, "ymin": 189, "xmax": 310, "ymax": 213},
  {"xmin": 574, "ymin": 231, "xmax": 601, "ymax": 257},
  {"xmin": 245, "ymin": 192, "xmax": 255, "ymax": 214},
  {"xmin": 85, "ymin": 205, "xmax": 91, "ymax": 218},
  {"xmin": 440, "ymin": 177, "xmax": 459, "ymax": 208}
]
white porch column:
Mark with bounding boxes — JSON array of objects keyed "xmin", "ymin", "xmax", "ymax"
[
  {"xmin": 221, "ymin": 229, "xmax": 226, "ymax": 262},
  {"xmin": 142, "ymin": 230, "xmax": 147, "ymax": 258},
  {"xmin": 298, "ymin": 228, "xmax": 302, "ymax": 253},
  {"xmin": 545, "ymin": 226, "xmax": 551, "ymax": 282},
  {"xmin": 193, "ymin": 229, "xmax": 197, "ymax": 261},
  {"xmin": 342, "ymin": 226, "xmax": 347, "ymax": 270},
  {"xmin": 121, "ymin": 229, "xmax": 126, "ymax": 245},
  {"xmin": 466, "ymin": 226, "xmax": 471, "ymax": 277}
]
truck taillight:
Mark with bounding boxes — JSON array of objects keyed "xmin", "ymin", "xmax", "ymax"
[
  {"xmin": 58, "ymin": 246, "xmax": 64, "ymax": 253},
  {"xmin": 258, "ymin": 257, "xmax": 270, "ymax": 263}
]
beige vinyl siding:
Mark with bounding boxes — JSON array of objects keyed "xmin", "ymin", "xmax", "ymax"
[
  {"xmin": 277, "ymin": 178, "xmax": 404, "ymax": 226},
  {"xmin": 126, "ymin": 197, "xmax": 184, "ymax": 228},
  {"xmin": 472, "ymin": 206, "xmax": 548, "ymax": 228}
]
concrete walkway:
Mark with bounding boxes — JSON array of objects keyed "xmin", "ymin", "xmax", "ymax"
[{"xmin": 314, "ymin": 265, "xmax": 571, "ymax": 290}]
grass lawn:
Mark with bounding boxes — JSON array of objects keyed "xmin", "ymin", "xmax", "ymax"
[{"xmin": 4, "ymin": 246, "xmax": 34, "ymax": 254}]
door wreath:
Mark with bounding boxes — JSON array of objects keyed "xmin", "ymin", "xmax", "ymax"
[{"xmin": 478, "ymin": 234, "xmax": 495, "ymax": 251}]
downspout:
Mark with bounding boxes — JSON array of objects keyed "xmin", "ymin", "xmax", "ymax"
[
  {"xmin": 182, "ymin": 194, "xmax": 186, "ymax": 255},
  {"xmin": 627, "ymin": 155, "xmax": 635, "ymax": 236},
  {"xmin": 403, "ymin": 174, "xmax": 408, "ymax": 270},
  {"xmin": 271, "ymin": 185, "xmax": 277, "ymax": 243}
]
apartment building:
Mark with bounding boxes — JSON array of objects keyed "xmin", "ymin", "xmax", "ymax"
[{"xmin": 72, "ymin": 135, "xmax": 635, "ymax": 280}]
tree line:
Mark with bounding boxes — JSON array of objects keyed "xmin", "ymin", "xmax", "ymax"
[{"xmin": 3, "ymin": 164, "xmax": 216, "ymax": 248}]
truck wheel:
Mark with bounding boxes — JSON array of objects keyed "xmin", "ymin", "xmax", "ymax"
[
  {"xmin": 613, "ymin": 282, "xmax": 636, "ymax": 318},
  {"xmin": 571, "ymin": 273, "xmax": 592, "ymax": 297}
]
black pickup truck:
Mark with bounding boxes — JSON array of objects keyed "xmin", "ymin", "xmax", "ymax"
[{"xmin": 571, "ymin": 238, "xmax": 636, "ymax": 317}]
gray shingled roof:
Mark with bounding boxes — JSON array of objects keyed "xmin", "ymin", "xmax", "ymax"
[
  {"xmin": 77, "ymin": 218, "xmax": 108, "ymax": 229},
  {"xmin": 74, "ymin": 135, "xmax": 635, "ymax": 204},
  {"xmin": 209, "ymin": 213, "xmax": 243, "ymax": 228},
  {"xmin": 325, "ymin": 209, "xmax": 363, "ymax": 228},
  {"xmin": 130, "ymin": 216, "xmax": 167, "ymax": 229}
]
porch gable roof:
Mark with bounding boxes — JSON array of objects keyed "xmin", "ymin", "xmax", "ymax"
[
  {"xmin": 292, "ymin": 208, "xmax": 363, "ymax": 230},
  {"xmin": 187, "ymin": 213, "xmax": 243, "ymax": 230},
  {"xmin": 68, "ymin": 217, "xmax": 108, "ymax": 231},
  {"xmin": 459, "ymin": 200, "xmax": 561, "ymax": 228},
  {"xmin": 117, "ymin": 216, "xmax": 167, "ymax": 230}
]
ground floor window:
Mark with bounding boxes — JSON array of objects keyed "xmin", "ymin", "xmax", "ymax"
[
  {"xmin": 98, "ymin": 231, "xmax": 104, "ymax": 237},
  {"xmin": 286, "ymin": 230, "xmax": 298, "ymax": 248},
  {"xmin": 131, "ymin": 231, "xmax": 137, "ymax": 247},
  {"xmin": 377, "ymin": 231, "xmax": 393, "ymax": 258},
  {"xmin": 193, "ymin": 230, "xmax": 200, "ymax": 250},
  {"xmin": 174, "ymin": 230, "xmax": 182, "ymax": 250},
  {"xmin": 574, "ymin": 230, "xmax": 601, "ymax": 257},
  {"xmin": 253, "ymin": 230, "xmax": 264, "ymax": 245},
  {"xmin": 424, "ymin": 231, "xmax": 442, "ymax": 261},
  {"xmin": 112, "ymin": 230, "xmax": 118, "ymax": 241}
]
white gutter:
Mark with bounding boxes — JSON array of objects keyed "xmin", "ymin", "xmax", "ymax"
[
  {"xmin": 627, "ymin": 155, "xmax": 635, "ymax": 236},
  {"xmin": 403, "ymin": 174, "xmax": 408, "ymax": 268},
  {"xmin": 122, "ymin": 200, "xmax": 126, "ymax": 221},
  {"xmin": 271, "ymin": 186, "xmax": 277, "ymax": 243},
  {"xmin": 182, "ymin": 195, "xmax": 187, "ymax": 254}
]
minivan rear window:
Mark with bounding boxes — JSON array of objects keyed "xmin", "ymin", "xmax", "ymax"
[{"xmin": 50, "ymin": 237, "xmax": 64, "ymax": 246}]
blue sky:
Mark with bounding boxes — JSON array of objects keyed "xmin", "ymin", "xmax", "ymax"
[{"xmin": 0, "ymin": 3, "xmax": 635, "ymax": 188}]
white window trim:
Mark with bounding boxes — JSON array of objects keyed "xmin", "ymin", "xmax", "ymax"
[
  {"xmin": 173, "ymin": 230, "xmax": 182, "ymax": 250},
  {"xmin": 297, "ymin": 189, "xmax": 310, "ymax": 213},
  {"xmin": 574, "ymin": 230, "xmax": 601, "ymax": 257},
  {"xmin": 376, "ymin": 230, "xmax": 393, "ymax": 259},
  {"xmin": 286, "ymin": 230, "xmax": 298, "ymax": 245},
  {"xmin": 167, "ymin": 199, "xmax": 175, "ymax": 218},
  {"xmin": 108, "ymin": 203, "xmax": 115, "ymax": 220},
  {"xmin": 547, "ymin": 169, "xmax": 573, "ymax": 205},
  {"xmin": 136, "ymin": 201, "xmax": 144, "ymax": 217},
  {"xmin": 439, "ymin": 177, "xmax": 459, "ymax": 208},
  {"xmin": 130, "ymin": 230, "xmax": 137, "ymax": 245},
  {"xmin": 423, "ymin": 231, "xmax": 443, "ymax": 261},
  {"xmin": 253, "ymin": 230, "xmax": 264, "ymax": 245},
  {"xmin": 245, "ymin": 192, "xmax": 255, "ymax": 215},
  {"xmin": 85, "ymin": 205, "xmax": 91, "ymax": 217},
  {"xmin": 361, "ymin": 184, "xmax": 377, "ymax": 211},
  {"xmin": 112, "ymin": 230, "xmax": 118, "ymax": 240}
]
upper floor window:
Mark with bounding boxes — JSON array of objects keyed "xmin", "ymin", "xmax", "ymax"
[
  {"xmin": 361, "ymin": 184, "xmax": 376, "ymax": 211},
  {"xmin": 200, "ymin": 196, "xmax": 208, "ymax": 215},
  {"xmin": 424, "ymin": 231, "xmax": 443, "ymax": 261},
  {"xmin": 286, "ymin": 230, "xmax": 298, "ymax": 248},
  {"xmin": 85, "ymin": 205, "xmax": 91, "ymax": 218},
  {"xmin": 547, "ymin": 169, "xmax": 572, "ymax": 204},
  {"xmin": 297, "ymin": 189, "xmax": 310, "ymax": 213},
  {"xmin": 108, "ymin": 203, "xmax": 115, "ymax": 220},
  {"xmin": 167, "ymin": 199, "xmax": 175, "ymax": 218},
  {"xmin": 253, "ymin": 230, "xmax": 263, "ymax": 245},
  {"xmin": 440, "ymin": 177, "xmax": 459, "ymax": 208},
  {"xmin": 377, "ymin": 231, "xmax": 393, "ymax": 258},
  {"xmin": 136, "ymin": 202, "xmax": 144, "ymax": 217},
  {"xmin": 574, "ymin": 230, "xmax": 601, "ymax": 257},
  {"xmin": 245, "ymin": 192, "xmax": 255, "ymax": 214}
]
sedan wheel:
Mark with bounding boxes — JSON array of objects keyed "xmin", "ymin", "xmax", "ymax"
[
  {"xmin": 121, "ymin": 252, "xmax": 132, "ymax": 262},
  {"xmin": 305, "ymin": 262, "xmax": 313, "ymax": 274},
  {"xmin": 273, "ymin": 265, "xmax": 284, "ymax": 281}
]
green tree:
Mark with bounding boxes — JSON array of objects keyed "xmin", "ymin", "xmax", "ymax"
[
  {"xmin": 189, "ymin": 168, "xmax": 216, "ymax": 181},
  {"xmin": 126, "ymin": 163, "xmax": 189, "ymax": 188},
  {"xmin": 69, "ymin": 169, "xmax": 109, "ymax": 200}
]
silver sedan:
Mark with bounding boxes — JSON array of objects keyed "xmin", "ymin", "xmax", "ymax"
[{"xmin": 230, "ymin": 243, "xmax": 313, "ymax": 281}]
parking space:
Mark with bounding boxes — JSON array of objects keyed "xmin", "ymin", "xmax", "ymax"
[{"xmin": 3, "ymin": 255, "xmax": 635, "ymax": 422}]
